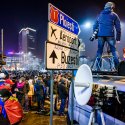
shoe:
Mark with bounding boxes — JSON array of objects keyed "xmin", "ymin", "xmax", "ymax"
[{"xmin": 45, "ymin": 112, "xmax": 50, "ymax": 116}]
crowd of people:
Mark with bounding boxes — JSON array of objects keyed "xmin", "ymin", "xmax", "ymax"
[
  {"xmin": 0, "ymin": 1, "xmax": 124, "ymax": 125},
  {"xmin": 0, "ymin": 65, "xmax": 72, "ymax": 124}
]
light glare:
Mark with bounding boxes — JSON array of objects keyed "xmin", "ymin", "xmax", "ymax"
[{"xmin": 84, "ymin": 22, "xmax": 91, "ymax": 29}]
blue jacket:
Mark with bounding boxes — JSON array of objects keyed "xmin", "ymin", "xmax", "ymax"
[
  {"xmin": 34, "ymin": 80, "xmax": 44, "ymax": 95},
  {"xmin": 0, "ymin": 98, "xmax": 7, "ymax": 118},
  {"xmin": 93, "ymin": 8, "xmax": 121, "ymax": 41}
]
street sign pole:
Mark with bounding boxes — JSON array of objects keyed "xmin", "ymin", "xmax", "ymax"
[
  {"xmin": 50, "ymin": 70, "xmax": 53, "ymax": 125},
  {"xmin": 48, "ymin": 3, "xmax": 80, "ymax": 125}
]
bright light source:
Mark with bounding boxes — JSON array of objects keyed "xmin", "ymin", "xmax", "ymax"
[
  {"xmin": 8, "ymin": 51, "xmax": 14, "ymax": 55},
  {"xmin": 84, "ymin": 22, "xmax": 92, "ymax": 29},
  {"xmin": 28, "ymin": 52, "xmax": 31, "ymax": 55}
]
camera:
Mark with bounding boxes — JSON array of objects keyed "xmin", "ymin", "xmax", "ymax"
[
  {"xmin": 92, "ymin": 84, "xmax": 117, "ymax": 107},
  {"xmin": 90, "ymin": 29, "xmax": 98, "ymax": 41}
]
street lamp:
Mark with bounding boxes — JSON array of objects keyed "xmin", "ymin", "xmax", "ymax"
[{"xmin": 83, "ymin": 21, "xmax": 92, "ymax": 29}]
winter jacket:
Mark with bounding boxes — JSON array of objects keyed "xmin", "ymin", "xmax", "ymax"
[
  {"xmin": 58, "ymin": 83, "xmax": 68, "ymax": 99},
  {"xmin": 17, "ymin": 82, "xmax": 25, "ymax": 89},
  {"xmin": 28, "ymin": 84, "xmax": 34, "ymax": 96},
  {"xmin": 34, "ymin": 80, "xmax": 44, "ymax": 96},
  {"xmin": 93, "ymin": 8, "xmax": 121, "ymax": 41}
]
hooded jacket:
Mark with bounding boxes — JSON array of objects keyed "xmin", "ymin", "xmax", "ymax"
[{"xmin": 93, "ymin": 8, "xmax": 121, "ymax": 41}]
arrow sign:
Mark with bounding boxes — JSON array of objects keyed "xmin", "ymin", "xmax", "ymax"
[
  {"xmin": 48, "ymin": 22, "xmax": 79, "ymax": 50},
  {"xmin": 46, "ymin": 42, "xmax": 79, "ymax": 69},
  {"xmin": 49, "ymin": 50, "xmax": 58, "ymax": 64}
]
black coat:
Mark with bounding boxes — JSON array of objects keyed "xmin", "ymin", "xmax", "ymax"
[{"xmin": 58, "ymin": 83, "xmax": 68, "ymax": 99}]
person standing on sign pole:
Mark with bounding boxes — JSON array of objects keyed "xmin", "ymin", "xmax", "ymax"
[{"xmin": 93, "ymin": 2, "xmax": 121, "ymax": 71}]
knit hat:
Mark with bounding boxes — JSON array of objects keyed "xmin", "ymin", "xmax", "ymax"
[{"xmin": 104, "ymin": 2, "xmax": 115, "ymax": 9}]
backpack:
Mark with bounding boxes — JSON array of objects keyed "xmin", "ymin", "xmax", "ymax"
[{"xmin": 4, "ymin": 96, "xmax": 23, "ymax": 125}]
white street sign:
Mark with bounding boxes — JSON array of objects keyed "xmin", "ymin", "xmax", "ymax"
[
  {"xmin": 48, "ymin": 22, "xmax": 79, "ymax": 50},
  {"xmin": 46, "ymin": 42, "xmax": 79, "ymax": 69}
]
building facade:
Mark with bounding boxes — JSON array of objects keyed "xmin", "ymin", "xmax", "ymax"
[
  {"xmin": 19, "ymin": 27, "xmax": 36, "ymax": 56},
  {"xmin": 5, "ymin": 52, "xmax": 23, "ymax": 70}
]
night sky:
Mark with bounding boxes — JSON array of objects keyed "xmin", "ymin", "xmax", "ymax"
[{"xmin": 0, "ymin": 0, "xmax": 125, "ymax": 59}]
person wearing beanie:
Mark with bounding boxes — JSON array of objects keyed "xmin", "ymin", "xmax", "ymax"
[
  {"xmin": 104, "ymin": 2, "xmax": 115, "ymax": 10},
  {"xmin": 93, "ymin": 2, "xmax": 121, "ymax": 71}
]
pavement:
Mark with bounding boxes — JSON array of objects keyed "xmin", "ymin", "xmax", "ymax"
[
  {"xmin": 19, "ymin": 111, "xmax": 67, "ymax": 125},
  {"xmin": 19, "ymin": 99, "xmax": 68, "ymax": 125}
]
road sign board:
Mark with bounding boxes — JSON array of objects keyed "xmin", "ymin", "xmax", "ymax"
[
  {"xmin": 46, "ymin": 42, "xmax": 79, "ymax": 70},
  {"xmin": 48, "ymin": 3, "xmax": 80, "ymax": 35},
  {"xmin": 48, "ymin": 22, "xmax": 79, "ymax": 50}
]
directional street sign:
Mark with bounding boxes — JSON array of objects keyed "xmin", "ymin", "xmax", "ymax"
[
  {"xmin": 49, "ymin": 50, "xmax": 58, "ymax": 64},
  {"xmin": 47, "ymin": 3, "xmax": 80, "ymax": 70},
  {"xmin": 48, "ymin": 22, "xmax": 79, "ymax": 50},
  {"xmin": 46, "ymin": 42, "xmax": 79, "ymax": 69},
  {"xmin": 48, "ymin": 3, "xmax": 80, "ymax": 35}
]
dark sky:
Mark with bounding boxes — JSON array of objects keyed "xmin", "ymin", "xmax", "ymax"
[{"xmin": 0, "ymin": 0, "xmax": 125, "ymax": 59}]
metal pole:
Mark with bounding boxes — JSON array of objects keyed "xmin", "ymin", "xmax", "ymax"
[
  {"xmin": 1, "ymin": 29, "xmax": 3, "ymax": 60},
  {"xmin": 50, "ymin": 70, "xmax": 53, "ymax": 125},
  {"xmin": 71, "ymin": 70, "xmax": 74, "ymax": 125}
]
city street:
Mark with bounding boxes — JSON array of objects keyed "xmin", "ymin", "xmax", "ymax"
[
  {"xmin": 18, "ymin": 98, "xmax": 68, "ymax": 125},
  {"xmin": 19, "ymin": 112, "xmax": 67, "ymax": 125}
]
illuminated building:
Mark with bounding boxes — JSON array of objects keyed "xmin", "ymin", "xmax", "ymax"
[
  {"xmin": 19, "ymin": 27, "xmax": 36, "ymax": 56},
  {"xmin": 5, "ymin": 52, "xmax": 41, "ymax": 70},
  {"xmin": 5, "ymin": 52, "xmax": 24, "ymax": 70}
]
